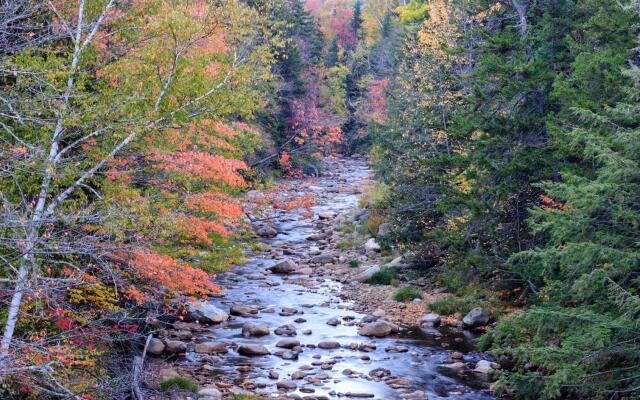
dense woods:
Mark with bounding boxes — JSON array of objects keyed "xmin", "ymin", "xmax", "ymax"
[
  {"xmin": 365, "ymin": 1, "xmax": 640, "ymax": 399},
  {"xmin": 1, "ymin": 0, "xmax": 639, "ymax": 399}
]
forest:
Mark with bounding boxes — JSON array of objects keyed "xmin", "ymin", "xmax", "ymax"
[{"xmin": 0, "ymin": 0, "xmax": 638, "ymax": 399}]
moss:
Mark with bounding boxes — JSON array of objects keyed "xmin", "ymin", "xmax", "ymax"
[
  {"xmin": 158, "ymin": 376, "xmax": 199, "ymax": 393},
  {"xmin": 366, "ymin": 267, "xmax": 396, "ymax": 285},
  {"xmin": 393, "ymin": 287, "xmax": 422, "ymax": 301}
]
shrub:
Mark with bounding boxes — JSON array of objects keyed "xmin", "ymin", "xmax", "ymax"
[
  {"xmin": 393, "ymin": 287, "xmax": 422, "ymax": 301},
  {"xmin": 348, "ymin": 259, "xmax": 360, "ymax": 268},
  {"xmin": 366, "ymin": 267, "xmax": 396, "ymax": 285},
  {"xmin": 158, "ymin": 376, "xmax": 199, "ymax": 393}
]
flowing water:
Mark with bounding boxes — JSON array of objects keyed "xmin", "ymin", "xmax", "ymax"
[{"xmin": 179, "ymin": 157, "xmax": 494, "ymax": 400}]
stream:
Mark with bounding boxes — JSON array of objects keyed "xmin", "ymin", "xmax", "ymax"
[{"xmin": 174, "ymin": 157, "xmax": 494, "ymax": 400}]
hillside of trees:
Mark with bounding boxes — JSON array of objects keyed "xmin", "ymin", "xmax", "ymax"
[
  {"xmin": 1, "ymin": 0, "xmax": 639, "ymax": 399},
  {"xmin": 361, "ymin": 1, "xmax": 640, "ymax": 399}
]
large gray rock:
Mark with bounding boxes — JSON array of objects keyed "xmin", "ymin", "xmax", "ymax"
[
  {"xmin": 276, "ymin": 379, "xmax": 297, "ymax": 390},
  {"xmin": 197, "ymin": 387, "xmax": 222, "ymax": 400},
  {"xmin": 364, "ymin": 238, "xmax": 381, "ymax": 252},
  {"xmin": 268, "ymin": 259, "xmax": 297, "ymax": 274},
  {"xmin": 474, "ymin": 360, "xmax": 500, "ymax": 374},
  {"xmin": 318, "ymin": 211, "xmax": 337, "ymax": 220},
  {"xmin": 463, "ymin": 307, "xmax": 490, "ymax": 328},
  {"xmin": 357, "ymin": 266, "xmax": 380, "ymax": 282},
  {"xmin": 194, "ymin": 342, "xmax": 228, "ymax": 354},
  {"xmin": 230, "ymin": 303, "xmax": 259, "ymax": 317},
  {"xmin": 164, "ymin": 340, "xmax": 187, "ymax": 354},
  {"xmin": 318, "ymin": 341, "xmax": 340, "ymax": 349},
  {"xmin": 421, "ymin": 313, "xmax": 442, "ymax": 327},
  {"xmin": 276, "ymin": 338, "xmax": 300, "ymax": 349},
  {"xmin": 358, "ymin": 321, "xmax": 399, "ymax": 337},
  {"xmin": 255, "ymin": 225, "xmax": 277, "ymax": 238},
  {"xmin": 237, "ymin": 344, "xmax": 270, "ymax": 356},
  {"xmin": 187, "ymin": 302, "xmax": 229, "ymax": 324},
  {"xmin": 242, "ymin": 322, "xmax": 270, "ymax": 337}
]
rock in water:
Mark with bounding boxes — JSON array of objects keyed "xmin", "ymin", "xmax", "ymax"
[
  {"xmin": 318, "ymin": 211, "xmax": 337, "ymax": 220},
  {"xmin": 268, "ymin": 259, "xmax": 297, "ymax": 274},
  {"xmin": 230, "ymin": 303, "xmax": 259, "ymax": 317},
  {"xmin": 463, "ymin": 307, "xmax": 490, "ymax": 328},
  {"xmin": 318, "ymin": 341, "xmax": 340, "ymax": 349},
  {"xmin": 237, "ymin": 344, "xmax": 270, "ymax": 356},
  {"xmin": 255, "ymin": 225, "xmax": 277, "ymax": 238},
  {"xmin": 276, "ymin": 380, "xmax": 297, "ymax": 390},
  {"xmin": 194, "ymin": 342, "xmax": 228, "ymax": 354},
  {"xmin": 186, "ymin": 301, "xmax": 229, "ymax": 324},
  {"xmin": 242, "ymin": 322, "xmax": 269, "ymax": 337},
  {"xmin": 164, "ymin": 340, "xmax": 186, "ymax": 354},
  {"xmin": 276, "ymin": 338, "xmax": 300, "ymax": 349},
  {"xmin": 358, "ymin": 321, "xmax": 399, "ymax": 337}
]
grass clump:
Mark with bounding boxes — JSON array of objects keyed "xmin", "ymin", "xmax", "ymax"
[
  {"xmin": 348, "ymin": 259, "xmax": 360, "ymax": 268},
  {"xmin": 366, "ymin": 267, "xmax": 396, "ymax": 285},
  {"xmin": 428, "ymin": 296, "xmax": 475, "ymax": 316},
  {"xmin": 158, "ymin": 376, "xmax": 199, "ymax": 393},
  {"xmin": 338, "ymin": 221, "xmax": 355, "ymax": 233},
  {"xmin": 393, "ymin": 287, "xmax": 422, "ymax": 301}
]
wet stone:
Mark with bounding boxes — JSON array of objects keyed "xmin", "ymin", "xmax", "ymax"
[
  {"xmin": 274, "ymin": 324, "xmax": 297, "ymax": 336},
  {"xmin": 318, "ymin": 341, "xmax": 340, "ymax": 349},
  {"xmin": 276, "ymin": 380, "xmax": 297, "ymax": 390},
  {"xmin": 241, "ymin": 322, "xmax": 269, "ymax": 337},
  {"xmin": 276, "ymin": 338, "xmax": 300, "ymax": 349}
]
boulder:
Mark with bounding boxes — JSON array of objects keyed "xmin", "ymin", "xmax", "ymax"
[
  {"xmin": 274, "ymin": 324, "xmax": 297, "ymax": 336},
  {"xmin": 276, "ymin": 379, "xmax": 297, "ymax": 390},
  {"xmin": 318, "ymin": 211, "xmax": 337, "ymax": 220},
  {"xmin": 230, "ymin": 303, "xmax": 259, "ymax": 317},
  {"xmin": 421, "ymin": 313, "xmax": 442, "ymax": 327},
  {"xmin": 357, "ymin": 266, "xmax": 380, "ymax": 282},
  {"xmin": 364, "ymin": 238, "xmax": 381, "ymax": 252},
  {"xmin": 237, "ymin": 344, "xmax": 270, "ymax": 356},
  {"xmin": 164, "ymin": 340, "xmax": 187, "ymax": 354},
  {"xmin": 276, "ymin": 338, "xmax": 301, "ymax": 349},
  {"xmin": 194, "ymin": 342, "xmax": 228, "ymax": 354},
  {"xmin": 187, "ymin": 302, "xmax": 229, "ymax": 324},
  {"xmin": 255, "ymin": 225, "xmax": 277, "ymax": 238},
  {"xmin": 147, "ymin": 338, "xmax": 165, "ymax": 356},
  {"xmin": 474, "ymin": 360, "xmax": 500, "ymax": 374},
  {"xmin": 326, "ymin": 317, "xmax": 341, "ymax": 326},
  {"xmin": 358, "ymin": 321, "xmax": 399, "ymax": 337},
  {"xmin": 198, "ymin": 387, "xmax": 222, "ymax": 400},
  {"xmin": 318, "ymin": 341, "xmax": 340, "ymax": 349},
  {"xmin": 268, "ymin": 259, "xmax": 297, "ymax": 274},
  {"xmin": 242, "ymin": 322, "xmax": 269, "ymax": 337},
  {"xmin": 463, "ymin": 307, "xmax": 490, "ymax": 328}
]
